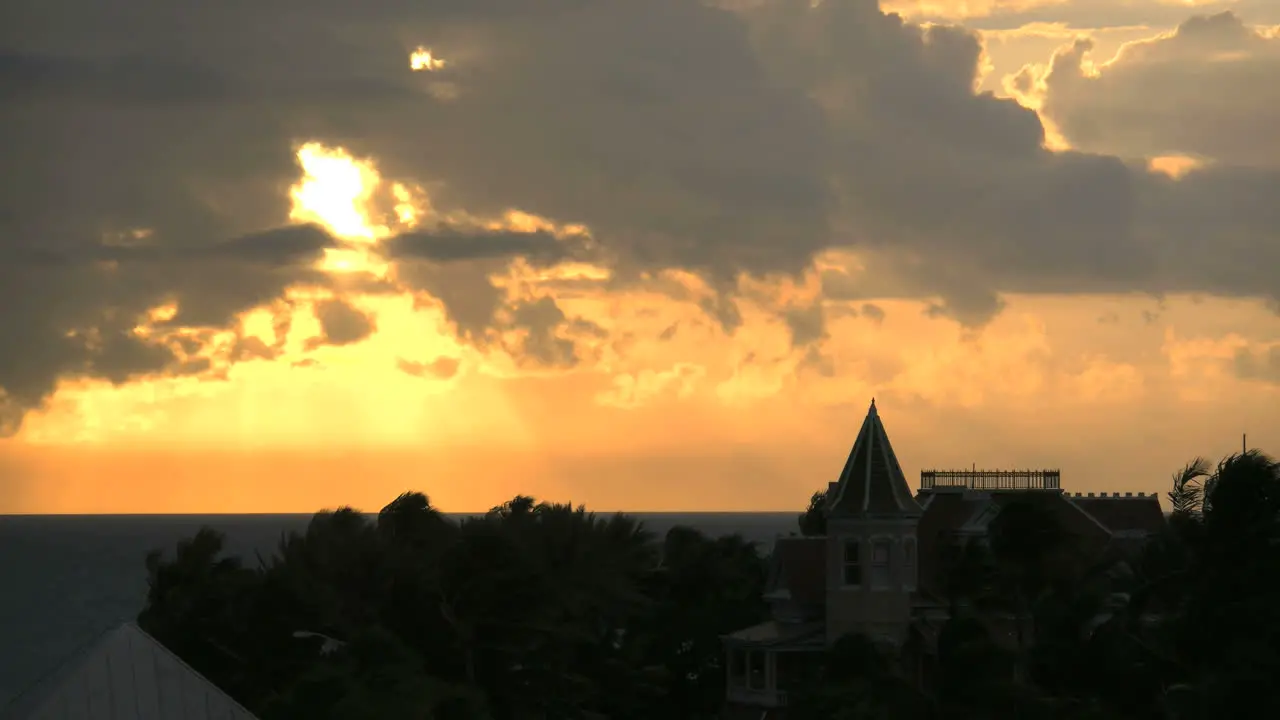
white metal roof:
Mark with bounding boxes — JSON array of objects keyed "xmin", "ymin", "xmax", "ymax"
[{"xmin": 1, "ymin": 623, "xmax": 259, "ymax": 720}]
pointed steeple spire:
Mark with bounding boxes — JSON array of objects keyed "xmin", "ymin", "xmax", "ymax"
[{"xmin": 827, "ymin": 399, "xmax": 922, "ymax": 517}]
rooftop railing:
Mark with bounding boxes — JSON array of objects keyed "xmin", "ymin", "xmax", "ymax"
[{"xmin": 920, "ymin": 469, "xmax": 1061, "ymax": 492}]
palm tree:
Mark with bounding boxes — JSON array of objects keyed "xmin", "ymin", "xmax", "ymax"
[
  {"xmin": 377, "ymin": 491, "xmax": 453, "ymax": 549},
  {"xmin": 137, "ymin": 527, "xmax": 319, "ymax": 707},
  {"xmin": 1071, "ymin": 451, "xmax": 1280, "ymax": 719},
  {"xmin": 1166, "ymin": 450, "xmax": 1280, "ymax": 717},
  {"xmin": 373, "ymin": 492, "xmax": 457, "ymax": 666},
  {"xmin": 1166, "ymin": 457, "xmax": 1211, "ymax": 518},
  {"xmin": 798, "ymin": 489, "xmax": 828, "ymax": 536}
]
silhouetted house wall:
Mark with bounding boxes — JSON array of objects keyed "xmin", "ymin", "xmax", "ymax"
[{"xmin": 720, "ymin": 400, "xmax": 1166, "ymax": 719}]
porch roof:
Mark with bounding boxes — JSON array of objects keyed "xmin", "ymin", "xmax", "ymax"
[{"xmin": 721, "ymin": 620, "xmax": 825, "ymax": 649}]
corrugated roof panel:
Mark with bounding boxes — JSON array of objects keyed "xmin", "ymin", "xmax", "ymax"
[{"xmin": 2, "ymin": 623, "xmax": 259, "ymax": 720}]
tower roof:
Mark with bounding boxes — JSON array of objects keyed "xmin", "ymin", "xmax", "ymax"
[{"xmin": 827, "ymin": 399, "xmax": 923, "ymax": 517}]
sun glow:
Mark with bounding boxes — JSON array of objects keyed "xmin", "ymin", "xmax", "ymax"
[
  {"xmin": 410, "ymin": 47, "xmax": 446, "ymax": 72},
  {"xmin": 290, "ymin": 144, "xmax": 385, "ymax": 242},
  {"xmin": 289, "ymin": 143, "xmax": 410, "ymax": 278}
]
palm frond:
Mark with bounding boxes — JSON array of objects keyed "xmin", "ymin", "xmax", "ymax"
[{"xmin": 1168, "ymin": 457, "xmax": 1211, "ymax": 516}]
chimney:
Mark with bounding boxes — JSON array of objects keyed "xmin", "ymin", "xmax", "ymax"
[
  {"xmin": 1125, "ymin": 492, "xmax": 1133, "ymax": 498},
  {"xmin": 1087, "ymin": 492, "xmax": 1095, "ymax": 497}
]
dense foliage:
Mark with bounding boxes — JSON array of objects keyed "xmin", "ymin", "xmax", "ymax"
[
  {"xmin": 140, "ymin": 450, "xmax": 1280, "ymax": 719},
  {"xmin": 138, "ymin": 495, "xmax": 768, "ymax": 719}
]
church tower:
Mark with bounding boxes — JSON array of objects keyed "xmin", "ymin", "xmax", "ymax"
[{"xmin": 824, "ymin": 399, "xmax": 923, "ymax": 646}]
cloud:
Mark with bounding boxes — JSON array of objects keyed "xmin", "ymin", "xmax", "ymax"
[
  {"xmin": 397, "ymin": 357, "xmax": 461, "ymax": 380},
  {"xmin": 0, "ymin": 223, "xmax": 334, "ymax": 430},
  {"xmin": 894, "ymin": 0, "xmax": 1280, "ymax": 28},
  {"xmin": 1038, "ymin": 12, "xmax": 1280, "ymax": 167},
  {"xmin": 384, "ymin": 228, "xmax": 584, "ymax": 265},
  {"xmin": 783, "ymin": 305, "xmax": 827, "ymax": 347},
  {"xmin": 307, "ymin": 299, "xmax": 377, "ymax": 348},
  {"xmin": 596, "ymin": 363, "xmax": 706, "ymax": 409},
  {"xmin": 2, "ymin": 0, "xmax": 1280, "ymax": 435},
  {"xmin": 1235, "ymin": 343, "xmax": 1280, "ymax": 384}
]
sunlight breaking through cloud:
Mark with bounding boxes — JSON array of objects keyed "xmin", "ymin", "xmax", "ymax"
[
  {"xmin": 288, "ymin": 143, "xmax": 403, "ymax": 278},
  {"xmin": 410, "ymin": 47, "xmax": 447, "ymax": 72}
]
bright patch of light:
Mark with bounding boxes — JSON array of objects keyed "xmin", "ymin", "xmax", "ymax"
[
  {"xmin": 289, "ymin": 143, "xmax": 397, "ymax": 278},
  {"xmin": 410, "ymin": 47, "xmax": 446, "ymax": 72},
  {"xmin": 1148, "ymin": 154, "xmax": 1205, "ymax": 180},
  {"xmin": 290, "ymin": 143, "xmax": 384, "ymax": 243}
]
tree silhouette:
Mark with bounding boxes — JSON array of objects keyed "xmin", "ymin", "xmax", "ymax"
[
  {"xmin": 135, "ymin": 448, "xmax": 1280, "ymax": 719},
  {"xmin": 797, "ymin": 489, "xmax": 827, "ymax": 536}
]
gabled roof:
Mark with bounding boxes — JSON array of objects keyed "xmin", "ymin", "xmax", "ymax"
[
  {"xmin": 1, "ymin": 623, "xmax": 260, "ymax": 720},
  {"xmin": 765, "ymin": 536, "xmax": 826, "ymax": 608},
  {"xmin": 827, "ymin": 399, "xmax": 923, "ymax": 517},
  {"xmin": 914, "ymin": 491, "xmax": 989, "ymax": 600},
  {"xmin": 1069, "ymin": 494, "xmax": 1166, "ymax": 535},
  {"xmin": 911, "ymin": 489, "xmax": 1118, "ymax": 603}
]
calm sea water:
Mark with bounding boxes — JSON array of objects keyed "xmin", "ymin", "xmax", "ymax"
[{"xmin": 0, "ymin": 512, "xmax": 797, "ymax": 705}]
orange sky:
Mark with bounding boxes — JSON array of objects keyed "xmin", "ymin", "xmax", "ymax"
[
  {"xmin": 2, "ymin": 1, "xmax": 1278, "ymax": 514},
  {"xmin": 6, "ymin": 265, "xmax": 1276, "ymax": 512}
]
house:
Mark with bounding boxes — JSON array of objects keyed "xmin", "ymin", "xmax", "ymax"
[
  {"xmin": 0, "ymin": 622, "xmax": 260, "ymax": 720},
  {"xmin": 720, "ymin": 400, "xmax": 1165, "ymax": 718}
]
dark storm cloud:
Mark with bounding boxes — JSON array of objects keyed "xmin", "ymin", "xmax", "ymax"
[
  {"xmin": 385, "ymin": 229, "xmax": 582, "ymax": 265},
  {"xmin": 0, "ymin": 51, "xmax": 232, "ymax": 103},
  {"xmin": 0, "ymin": 224, "xmax": 334, "ymax": 432},
  {"xmin": 747, "ymin": 1, "xmax": 1277, "ymax": 311},
  {"xmin": 1040, "ymin": 12, "xmax": 1280, "ymax": 168},
  {"xmin": 1, "ymin": 224, "xmax": 336, "ymax": 268},
  {"xmin": 2, "ymin": 0, "xmax": 1279, "ymax": 429}
]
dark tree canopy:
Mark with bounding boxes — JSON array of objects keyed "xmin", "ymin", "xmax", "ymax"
[
  {"xmin": 139, "ymin": 448, "xmax": 1280, "ymax": 719},
  {"xmin": 137, "ymin": 492, "xmax": 769, "ymax": 720},
  {"xmin": 798, "ymin": 489, "xmax": 827, "ymax": 536}
]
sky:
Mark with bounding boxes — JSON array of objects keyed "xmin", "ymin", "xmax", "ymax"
[{"xmin": 1, "ymin": 0, "xmax": 1278, "ymax": 514}]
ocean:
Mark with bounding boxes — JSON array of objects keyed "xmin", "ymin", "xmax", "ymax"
[{"xmin": 0, "ymin": 512, "xmax": 798, "ymax": 706}]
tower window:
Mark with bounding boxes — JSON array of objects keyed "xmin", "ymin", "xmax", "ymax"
[
  {"xmin": 842, "ymin": 540, "xmax": 862, "ymax": 586},
  {"xmin": 903, "ymin": 538, "xmax": 917, "ymax": 590},
  {"xmin": 871, "ymin": 540, "xmax": 892, "ymax": 588}
]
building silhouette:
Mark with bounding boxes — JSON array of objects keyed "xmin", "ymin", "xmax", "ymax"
[{"xmin": 720, "ymin": 400, "xmax": 1165, "ymax": 718}]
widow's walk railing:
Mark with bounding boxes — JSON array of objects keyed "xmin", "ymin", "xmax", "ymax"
[{"xmin": 920, "ymin": 469, "xmax": 1061, "ymax": 492}]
